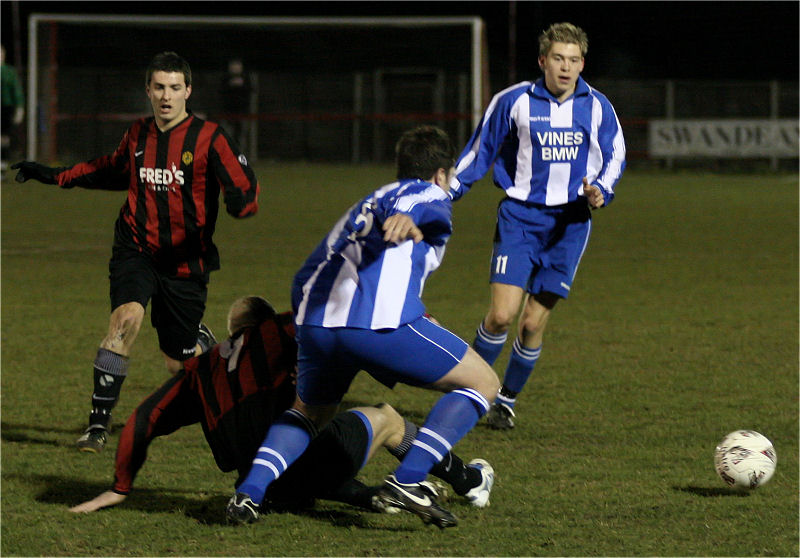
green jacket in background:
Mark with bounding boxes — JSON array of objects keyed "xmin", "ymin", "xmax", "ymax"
[{"xmin": 2, "ymin": 63, "xmax": 24, "ymax": 108}]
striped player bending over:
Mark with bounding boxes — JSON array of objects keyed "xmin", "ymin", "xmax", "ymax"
[
  {"xmin": 226, "ymin": 126, "xmax": 499, "ymax": 529},
  {"xmin": 12, "ymin": 51, "xmax": 259, "ymax": 452},
  {"xmin": 450, "ymin": 22, "xmax": 626, "ymax": 429}
]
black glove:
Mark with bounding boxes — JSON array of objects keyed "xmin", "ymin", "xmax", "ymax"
[{"xmin": 11, "ymin": 161, "xmax": 61, "ymax": 184}]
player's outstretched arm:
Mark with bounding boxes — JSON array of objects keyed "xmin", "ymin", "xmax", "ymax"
[
  {"xmin": 69, "ymin": 490, "xmax": 127, "ymax": 513},
  {"xmin": 11, "ymin": 161, "xmax": 62, "ymax": 185}
]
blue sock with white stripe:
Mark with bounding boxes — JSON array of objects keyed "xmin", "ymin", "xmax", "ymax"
[
  {"xmin": 472, "ymin": 321, "xmax": 507, "ymax": 366},
  {"xmin": 236, "ymin": 409, "xmax": 318, "ymax": 504},
  {"xmin": 394, "ymin": 388, "xmax": 489, "ymax": 485},
  {"xmin": 499, "ymin": 339, "xmax": 541, "ymax": 408}
]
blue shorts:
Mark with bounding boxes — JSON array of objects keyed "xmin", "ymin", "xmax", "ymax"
[
  {"xmin": 490, "ymin": 198, "xmax": 591, "ymax": 298},
  {"xmin": 295, "ymin": 316, "xmax": 469, "ymax": 405}
]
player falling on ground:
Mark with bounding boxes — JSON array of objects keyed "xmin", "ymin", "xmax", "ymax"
[
  {"xmin": 450, "ymin": 22, "xmax": 626, "ymax": 429},
  {"xmin": 12, "ymin": 51, "xmax": 259, "ymax": 452},
  {"xmin": 227, "ymin": 126, "xmax": 499, "ymax": 529},
  {"xmin": 69, "ymin": 296, "xmax": 495, "ymax": 518}
]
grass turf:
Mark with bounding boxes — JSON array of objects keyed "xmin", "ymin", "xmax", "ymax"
[{"xmin": 1, "ymin": 165, "xmax": 797, "ymax": 556}]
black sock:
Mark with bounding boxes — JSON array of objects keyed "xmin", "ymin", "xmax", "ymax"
[
  {"xmin": 87, "ymin": 348, "xmax": 129, "ymax": 431},
  {"xmin": 388, "ymin": 418, "xmax": 482, "ymax": 496},
  {"xmin": 499, "ymin": 385, "xmax": 519, "ymax": 399},
  {"xmin": 430, "ymin": 451, "xmax": 482, "ymax": 496}
]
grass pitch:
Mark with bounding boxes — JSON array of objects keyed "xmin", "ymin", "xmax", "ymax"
[{"xmin": 2, "ymin": 164, "xmax": 797, "ymax": 556}]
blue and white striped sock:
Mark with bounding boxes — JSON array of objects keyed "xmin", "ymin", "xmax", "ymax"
[
  {"xmin": 236, "ymin": 408, "xmax": 318, "ymax": 504},
  {"xmin": 472, "ymin": 321, "xmax": 508, "ymax": 366},
  {"xmin": 499, "ymin": 339, "xmax": 542, "ymax": 408},
  {"xmin": 394, "ymin": 388, "xmax": 490, "ymax": 485}
]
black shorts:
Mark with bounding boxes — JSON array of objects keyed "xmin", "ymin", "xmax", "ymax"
[
  {"xmin": 109, "ymin": 249, "xmax": 207, "ymax": 361},
  {"xmin": 266, "ymin": 411, "xmax": 370, "ymax": 504}
]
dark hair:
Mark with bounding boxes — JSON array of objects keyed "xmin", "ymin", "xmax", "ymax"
[
  {"xmin": 146, "ymin": 51, "xmax": 192, "ymax": 87},
  {"xmin": 395, "ymin": 126, "xmax": 455, "ymax": 180}
]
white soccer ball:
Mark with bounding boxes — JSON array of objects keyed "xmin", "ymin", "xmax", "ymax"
[{"xmin": 714, "ymin": 430, "xmax": 776, "ymax": 490}]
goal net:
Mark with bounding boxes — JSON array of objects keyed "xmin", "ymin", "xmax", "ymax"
[{"xmin": 27, "ymin": 15, "xmax": 488, "ymax": 163}]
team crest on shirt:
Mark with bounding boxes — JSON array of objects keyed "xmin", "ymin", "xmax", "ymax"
[
  {"xmin": 182, "ymin": 151, "xmax": 193, "ymax": 165},
  {"xmin": 238, "ymin": 154, "xmax": 248, "ymax": 166}
]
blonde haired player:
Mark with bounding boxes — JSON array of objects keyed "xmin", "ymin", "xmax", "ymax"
[{"xmin": 450, "ymin": 22, "xmax": 626, "ymax": 429}]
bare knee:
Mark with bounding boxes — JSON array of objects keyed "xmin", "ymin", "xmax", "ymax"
[
  {"xmin": 484, "ymin": 307, "xmax": 516, "ymax": 334},
  {"xmin": 433, "ymin": 348, "xmax": 500, "ymax": 404},
  {"xmin": 102, "ymin": 302, "xmax": 145, "ymax": 355},
  {"xmin": 518, "ymin": 296, "xmax": 555, "ymax": 342},
  {"xmin": 372, "ymin": 403, "xmax": 406, "ymax": 448},
  {"xmin": 485, "ymin": 284, "xmax": 525, "ymax": 334},
  {"xmin": 347, "ymin": 403, "xmax": 406, "ymax": 456},
  {"xmin": 519, "ymin": 312, "xmax": 546, "ymax": 338}
]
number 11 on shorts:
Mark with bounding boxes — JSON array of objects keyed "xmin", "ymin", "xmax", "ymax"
[{"xmin": 495, "ymin": 254, "xmax": 508, "ymax": 274}]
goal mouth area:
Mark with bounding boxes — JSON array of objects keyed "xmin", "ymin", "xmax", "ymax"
[{"xmin": 27, "ymin": 14, "xmax": 487, "ymax": 163}]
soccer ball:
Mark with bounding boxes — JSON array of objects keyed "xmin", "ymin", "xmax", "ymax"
[{"xmin": 714, "ymin": 430, "xmax": 777, "ymax": 490}]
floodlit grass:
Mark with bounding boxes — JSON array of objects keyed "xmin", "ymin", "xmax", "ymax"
[{"xmin": 2, "ymin": 164, "xmax": 797, "ymax": 556}]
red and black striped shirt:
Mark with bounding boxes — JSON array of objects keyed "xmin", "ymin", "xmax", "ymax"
[
  {"xmin": 56, "ymin": 113, "xmax": 259, "ymax": 279},
  {"xmin": 112, "ymin": 312, "xmax": 297, "ymax": 495}
]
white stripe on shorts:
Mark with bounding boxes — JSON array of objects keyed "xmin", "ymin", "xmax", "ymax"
[{"xmin": 407, "ymin": 323, "xmax": 463, "ymax": 364}]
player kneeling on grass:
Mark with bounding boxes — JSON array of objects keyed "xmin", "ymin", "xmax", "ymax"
[{"xmin": 69, "ymin": 296, "xmax": 495, "ymax": 518}]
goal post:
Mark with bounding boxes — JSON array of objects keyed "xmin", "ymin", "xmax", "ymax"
[{"xmin": 27, "ymin": 14, "xmax": 488, "ymax": 163}]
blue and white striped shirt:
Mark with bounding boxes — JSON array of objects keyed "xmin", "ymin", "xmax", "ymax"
[
  {"xmin": 450, "ymin": 77, "xmax": 626, "ymax": 206},
  {"xmin": 292, "ymin": 179, "xmax": 452, "ymax": 330}
]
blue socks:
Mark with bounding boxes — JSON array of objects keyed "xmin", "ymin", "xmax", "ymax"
[
  {"xmin": 472, "ymin": 321, "xmax": 507, "ymax": 366},
  {"xmin": 498, "ymin": 338, "xmax": 541, "ymax": 408},
  {"xmin": 237, "ymin": 409, "xmax": 318, "ymax": 504},
  {"xmin": 394, "ymin": 388, "xmax": 489, "ymax": 484},
  {"xmin": 473, "ymin": 317, "xmax": 543, "ymax": 410}
]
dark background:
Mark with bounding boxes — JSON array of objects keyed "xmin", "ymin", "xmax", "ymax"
[{"xmin": 3, "ymin": 1, "xmax": 799, "ymax": 87}]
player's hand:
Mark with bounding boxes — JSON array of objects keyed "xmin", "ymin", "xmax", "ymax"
[
  {"xmin": 582, "ymin": 178, "xmax": 604, "ymax": 209},
  {"xmin": 69, "ymin": 490, "xmax": 127, "ymax": 513},
  {"xmin": 383, "ymin": 213, "xmax": 423, "ymax": 244},
  {"xmin": 11, "ymin": 161, "xmax": 59, "ymax": 184}
]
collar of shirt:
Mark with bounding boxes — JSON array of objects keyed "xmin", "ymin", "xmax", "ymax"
[
  {"xmin": 530, "ymin": 76, "xmax": 590, "ymax": 102},
  {"xmin": 150, "ymin": 110, "xmax": 195, "ymax": 135}
]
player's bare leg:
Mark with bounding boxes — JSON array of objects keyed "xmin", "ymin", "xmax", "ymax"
[
  {"xmin": 489, "ymin": 291, "xmax": 559, "ymax": 429},
  {"xmin": 77, "ymin": 302, "xmax": 144, "ymax": 452},
  {"xmin": 484, "ymin": 282, "xmax": 526, "ymax": 335},
  {"xmin": 378, "ymin": 350, "xmax": 498, "ymax": 528},
  {"xmin": 472, "ymin": 282, "xmax": 525, "ymax": 368}
]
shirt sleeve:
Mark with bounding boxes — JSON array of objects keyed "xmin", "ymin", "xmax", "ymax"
[
  {"xmin": 55, "ymin": 128, "xmax": 131, "ymax": 191},
  {"xmin": 591, "ymin": 96, "xmax": 626, "ymax": 206},
  {"xmin": 449, "ymin": 86, "xmax": 524, "ymax": 201},
  {"xmin": 208, "ymin": 128, "xmax": 259, "ymax": 218},
  {"xmin": 112, "ymin": 369, "xmax": 202, "ymax": 495}
]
